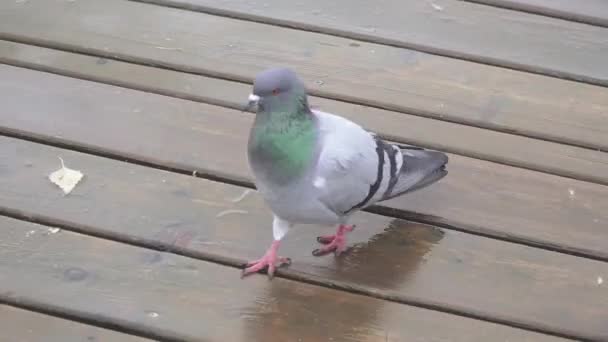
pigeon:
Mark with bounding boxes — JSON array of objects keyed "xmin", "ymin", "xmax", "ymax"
[{"xmin": 241, "ymin": 67, "xmax": 448, "ymax": 279}]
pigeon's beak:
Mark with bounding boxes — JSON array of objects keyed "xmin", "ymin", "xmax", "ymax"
[{"xmin": 242, "ymin": 94, "xmax": 260, "ymax": 113}]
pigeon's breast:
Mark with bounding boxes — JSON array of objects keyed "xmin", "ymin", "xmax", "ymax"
[{"xmin": 259, "ymin": 178, "xmax": 342, "ymax": 225}]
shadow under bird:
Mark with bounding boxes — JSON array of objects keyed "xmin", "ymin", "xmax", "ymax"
[{"xmin": 242, "ymin": 67, "xmax": 448, "ymax": 279}]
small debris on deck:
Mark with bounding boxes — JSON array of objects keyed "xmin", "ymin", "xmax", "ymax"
[
  {"xmin": 428, "ymin": 1, "xmax": 444, "ymax": 11},
  {"xmin": 229, "ymin": 189, "xmax": 253, "ymax": 203},
  {"xmin": 48, "ymin": 157, "xmax": 84, "ymax": 195},
  {"xmin": 216, "ymin": 209, "xmax": 249, "ymax": 218},
  {"xmin": 431, "ymin": 3, "xmax": 443, "ymax": 11},
  {"xmin": 146, "ymin": 311, "xmax": 160, "ymax": 318},
  {"xmin": 568, "ymin": 188, "xmax": 576, "ymax": 199},
  {"xmin": 154, "ymin": 46, "xmax": 184, "ymax": 52}
]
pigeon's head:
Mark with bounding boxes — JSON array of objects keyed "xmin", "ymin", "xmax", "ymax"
[{"xmin": 244, "ymin": 67, "xmax": 307, "ymax": 112}]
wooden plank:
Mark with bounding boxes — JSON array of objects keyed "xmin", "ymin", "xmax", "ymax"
[
  {"xmin": 1, "ymin": 64, "xmax": 607, "ymax": 262},
  {"xmin": 0, "ymin": 217, "xmax": 567, "ymax": 342},
  {"xmin": 0, "ymin": 305, "xmax": 151, "ymax": 342},
  {"xmin": 0, "ymin": 137, "xmax": 606, "ymax": 341},
  {"xmin": 1, "ymin": 0, "xmax": 608, "ymax": 152},
  {"xmin": 466, "ymin": 0, "xmax": 608, "ymax": 28},
  {"xmin": 134, "ymin": 0, "xmax": 608, "ymax": 86},
  {"xmin": 2, "ymin": 43, "xmax": 608, "ymax": 187}
]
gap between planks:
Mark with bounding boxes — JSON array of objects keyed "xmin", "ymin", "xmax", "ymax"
[
  {"xmin": 2, "ymin": 46, "xmax": 608, "ymax": 189},
  {"xmin": 1, "ymin": 58, "xmax": 607, "ymax": 262},
  {"xmin": 1, "ymin": 61, "xmax": 607, "ymax": 262},
  {"xmin": 461, "ymin": 0, "xmax": 608, "ymax": 29},
  {"xmin": 0, "ymin": 215, "xmax": 582, "ymax": 342},
  {"xmin": 0, "ymin": 305, "xmax": 153, "ymax": 342},
  {"xmin": 129, "ymin": 0, "xmax": 608, "ymax": 88},
  {"xmin": 3, "ymin": 136, "xmax": 607, "ymax": 340},
  {"xmin": 2, "ymin": 124, "xmax": 608, "ymax": 265},
  {"xmin": 2, "ymin": 0, "xmax": 607, "ymax": 152},
  {"xmin": 0, "ymin": 211, "xmax": 594, "ymax": 342},
  {"xmin": 0, "ymin": 301, "xmax": 170, "ymax": 342},
  {"xmin": 0, "ymin": 35, "xmax": 605, "ymax": 155}
]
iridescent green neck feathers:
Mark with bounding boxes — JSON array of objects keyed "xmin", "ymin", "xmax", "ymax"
[{"xmin": 248, "ymin": 91, "xmax": 317, "ymax": 185}]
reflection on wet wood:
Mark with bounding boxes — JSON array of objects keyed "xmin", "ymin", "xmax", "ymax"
[
  {"xmin": 1, "ymin": 137, "xmax": 606, "ymax": 340},
  {"xmin": 1, "ymin": 0, "xmax": 608, "ymax": 150},
  {"xmin": 0, "ymin": 217, "xmax": 565, "ymax": 342},
  {"xmin": 1, "ymin": 65, "xmax": 606, "ymax": 261},
  {"xmin": 0, "ymin": 305, "xmax": 152, "ymax": 342}
]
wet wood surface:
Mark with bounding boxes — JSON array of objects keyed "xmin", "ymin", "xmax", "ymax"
[
  {"xmin": 2, "ymin": 0, "xmax": 608, "ymax": 340},
  {"xmin": 0, "ymin": 306, "xmax": 151, "ymax": 342},
  {"xmin": 0, "ymin": 216, "xmax": 567, "ymax": 342},
  {"xmin": 1, "ymin": 65, "xmax": 606, "ymax": 262},
  {"xmin": 1, "ymin": 42, "xmax": 608, "ymax": 186},
  {"xmin": 2, "ymin": 0, "xmax": 608, "ymax": 152},
  {"xmin": 467, "ymin": 0, "xmax": 608, "ymax": 27},
  {"xmin": 134, "ymin": 0, "xmax": 608, "ymax": 85},
  {"xmin": 1, "ymin": 136, "xmax": 607, "ymax": 340}
]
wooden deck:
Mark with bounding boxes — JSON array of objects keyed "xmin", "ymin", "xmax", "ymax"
[{"xmin": 0, "ymin": 0, "xmax": 607, "ymax": 341}]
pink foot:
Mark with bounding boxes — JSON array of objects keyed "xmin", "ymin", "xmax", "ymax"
[
  {"xmin": 313, "ymin": 224, "xmax": 355, "ymax": 256},
  {"xmin": 241, "ymin": 240, "xmax": 291, "ymax": 279}
]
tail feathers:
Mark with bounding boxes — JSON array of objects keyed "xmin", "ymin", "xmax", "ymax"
[{"xmin": 383, "ymin": 147, "xmax": 448, "ymax": 200}]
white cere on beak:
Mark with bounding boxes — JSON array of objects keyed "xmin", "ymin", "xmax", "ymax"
[{"xmin": 243, "ymin": 93, "xmax": 261, "ymax": 112}]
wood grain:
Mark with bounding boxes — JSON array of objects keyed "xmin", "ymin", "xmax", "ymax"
[
  {"xmin": 134, "ymin": 0, "xmax": 608, "ymax": 86},
  {"xmin": 0, "ymin": 64, "xmax": 607, "ymax": 261},
  {"xmin": 466, "ymin": 0, "xmax": 608, "ymax": 28},
  {"xmin": 0, "ymin": 137, "xmax": 606, "ymax": 340},
  {"xmin": 2, "ymin": 43, "xmax": 608, "ymax": 186},
  {"xmin": 1, "ymin": 0, "xmax": 608, "ymax": 151},
  {"xmin": 0, "ymin": 217, "xmax": 567, "ymax": 342},
  {"xmin": 0, "ymin": 305, "xmax": 151, "ymax": 342}
]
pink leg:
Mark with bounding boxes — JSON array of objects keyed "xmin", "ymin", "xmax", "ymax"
[
  {"xmin": 241, "ymin": 240, "xmax": 291, "ymax": 279},
  {"xmin": 313, "ymin": 224, "xmax": 355, "ymax": 256}
]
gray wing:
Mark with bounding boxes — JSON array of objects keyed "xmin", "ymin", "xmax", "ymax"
[
  {"xmin": 311, "ymin": 110, "xmax": 448, "ymax": 217},
  {"xmin": 311, "ymin": 110, "xmax": 393, "ymax": 215}
]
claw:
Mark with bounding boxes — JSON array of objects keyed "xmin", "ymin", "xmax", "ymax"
[
  {"xmin": 312, "ymin": 247, "xmax": 334, "ymax": 257},
  {"xmin": 241, "ymin": 240, "xmax": 290, "ymax": 279},
  {"xmin": 312, "ymin": 224, "xmax": 354, "ymax": 257},
  {"xmin": 316, "ymin": 235, "xmax": 335, "ymax": 244}
]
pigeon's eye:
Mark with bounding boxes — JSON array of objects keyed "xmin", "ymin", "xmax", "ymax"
[{"xmin": 272, "ymin": 88, "xmax": 279, "ymax": 95}]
